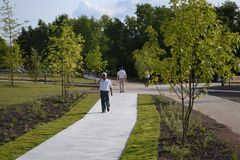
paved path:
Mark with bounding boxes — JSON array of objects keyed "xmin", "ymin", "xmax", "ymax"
[{"xmin": 17, "ymin": 93, "xmax": 137, "ymax": 160}]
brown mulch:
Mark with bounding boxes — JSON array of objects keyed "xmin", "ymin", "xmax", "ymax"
[
  {"xmin": 0, "ymin": 93, "xmax": 85, "ymax": 146},
  {"xmin": 158, "ymin": 110, "xmax": 237, "ymax": 159},
  {"xmin": 197, "ymin": 110, "xmax": 240, "ymax": 157},
  {"xmin": 155, "ymin": 94, "xmax": 240, "ymax": 159}
]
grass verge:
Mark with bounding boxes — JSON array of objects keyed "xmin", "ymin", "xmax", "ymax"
[
  {"xmin": 120, "ymin": 94, "xmax": 160, "ymax": 160},
  {"xmin": 0, "ymin": 94, "xmax": 99, "ymax": 160},
  {"xmin": 0, "ymin": 73, "xmax": 95, "ymax": 83}
]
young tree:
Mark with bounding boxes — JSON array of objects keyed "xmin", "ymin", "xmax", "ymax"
[
  {"xmin": 0, "ymin": 0, "xmax": 26, "ymax": 46},
  {"xmin": 133, "ymin": 26, "xmax": 163, "ymax": 79},
  {"xmin": 85, "ymin": 45, "xmax": 107, "ymax": 76},
  {"xmin": 29, "ymin": 48, "xmax": 42, "ymax": 82},
  {"xmin": 0, "ymin": 36, "xmax": 8, "ymax": 67},
  {"xmin": 3, "ymin": 41, "xmax": 23, "ymax": 86},
  {"xmin": 0, "ymin": 0, "xmax": 26, "ymax": 86},
  {"xmin": 47, "ymin": 24, "xmax": 84, "ymax": 99},
  {"xmin": 159, "ymin": 0, "xmax": 240, "ymax": 143}
]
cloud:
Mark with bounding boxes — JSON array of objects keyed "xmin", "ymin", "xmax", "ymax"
[
  {"xmin": 73, "ymin": 0, "xmax": 142, "ymax": 20},
  {"xmin": 73, "ymin": 0, "xmax": 169, "ymax": 20}
]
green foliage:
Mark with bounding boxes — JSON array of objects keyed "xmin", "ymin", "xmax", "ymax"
[
  {"xmin": 0, "ymin": 0, "xmax": 26, "ymax": 46},
  {"xmin": 70, "ymin": 16, "xmax": 102, "ymax": 57},
  {"xmin": 3, "ymin": 41, "xmax": 23, "ymax": 86},
  {"xmin": 47, "ymin": 24, "xmax": 84, "ymax": 98},
  {"xmin": 232, "ymin": 152, "xmax": 239, "ymax": 160},
  {"xmin": 28, "ymin": 48, "xmax": 42, "ymax": 82},
  {"xmin": 15, "ymin": 4, "xmax": 174, "ymax": 77},
  {"xmin": 133, "ymin": 26, "xmax": 163, "ymax": 79},
  {"xmin": 158, "ymin": 0, "xmax": 240, "ymax": 143},
  {"xmin": 48, "ymin": 24, "xmax": 84, "ymax": 74},
  {"xmin": 30, "ymin": 100, "xmax": 46, "ymax": 119},
  {"xmin": 163, "ymin": 145, "xmax": 191, "ymax": 160},
  {"xmin": 0, "ymin": 37, "xmax": 8, "ymax": 66},
  {"xmin": 85, "ymin": 45, "xmax": 107, "ymax": 72},
  {"xmin": 17, "ymin": 20, "xmax": 50, "ymax": 68},
  {"xmin": 194, "ymin": 126, "xmax": 214, "ymax": 151},
  {"xmin": 161, "ymin": 0, "xmax": 240, "ymax": 85},
  {"xmin": 215, "ymin": 1, "xmax": 240, "ymax": 32},
  {"xmin": 120, "ymin": 95, "xmax": 160, "ymax": 160}
]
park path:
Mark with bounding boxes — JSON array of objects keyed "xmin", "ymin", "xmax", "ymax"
[
  {"xmin": 17, "ymin": 93, "xmax": 137, "ymax": 160},
  {"xmin": 16, "ymin": 79, "xmax": 240, "ymax": 160}
]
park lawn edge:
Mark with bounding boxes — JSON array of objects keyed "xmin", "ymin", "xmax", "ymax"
[
  {"xmin": 0, "ymin": 94, "xmax": 99, "ymax": 160},
  {"xmin": 120, "ymin": 94, "xmax": 160, "ymax": 160}
]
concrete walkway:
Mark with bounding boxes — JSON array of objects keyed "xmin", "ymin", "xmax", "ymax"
[{"xmin": 17, "ymin": 93, "xmax": 137, "ymax": 160}]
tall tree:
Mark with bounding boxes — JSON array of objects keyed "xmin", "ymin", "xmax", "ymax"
[
  {"xmin": 70, "ymin": 16, "xmax": 102, "ymax": 58},
  {"xmin": 159, "ymin": 0, "xmax": 240, "ymax": 143},
  {"xmin": 0, "ymin": 0, "xmax": 27, "ymax": 86},
  {"xmin": 47, "ymin": 24, "xmax": 84, "ymax": 99},
  {"xmin": 0, "ymin": 0, "xmax": 26, "ymax": 46},
  {"xmin": 103, "ymin": 18, "xmax": 127, "ymax": 73},
  {"xmin": 216, "ymin": 1, "xmax": 239, "ymax": 32}
]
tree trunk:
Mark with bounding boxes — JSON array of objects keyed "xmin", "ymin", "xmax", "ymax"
[
  {"xmin": 61, "ymin": 71, "xmax": 64, "ymax": 100},
  {"xmin": 180, "ymin": 83, "xmax": 185, "ymax": 143},
  {"xmin": 44, "ymin": 74, "xmax": 46, "ymax": 84},
  {"xmin": 11, "ymin": 68, "xmax": 14, "ymax": 86}
]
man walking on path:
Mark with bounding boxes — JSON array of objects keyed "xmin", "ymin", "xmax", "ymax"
[
  {"xmin": 117, "ymin": 67, "xmax": 127, "ymax": 93},
  {"xmin": 98, "ymin": 72, "xmax": 113, "ymax": 113}
]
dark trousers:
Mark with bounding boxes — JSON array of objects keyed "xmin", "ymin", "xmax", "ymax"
[
  {"xmin": 100, "ymin": 91, "xmax": 110, "ymax": 112},
  {"xmin": 145, "ymin": 78, "xmax": 149, "ymax": 86}
]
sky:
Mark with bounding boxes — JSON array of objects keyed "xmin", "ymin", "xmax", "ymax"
[{"xmin": 0, "ymin": 0, "xmax": 240, "ymax": 28}]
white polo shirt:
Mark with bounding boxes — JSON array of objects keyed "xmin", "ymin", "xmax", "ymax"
[
  {"xmin": 100, "ymin": 79, "xmax": 112, "ymax": 91},
  {"xmin": 117, "ymin": 70, "xmax": 126, "ymax": 79}
]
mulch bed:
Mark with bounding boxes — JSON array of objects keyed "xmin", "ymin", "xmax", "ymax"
[
  {"xmin": 154, "ymin": 95, "xmax": 240, "ymax": 159},
  {"xmin": 0, "ymin": 93, "xmax": 85, "ymax": 146}
]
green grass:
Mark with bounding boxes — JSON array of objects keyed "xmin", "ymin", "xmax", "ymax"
[
  {"xmin": 0, "ymin": 73, "xmax": 95, "ymax": 83},
  {"xmin": 0, "ymin": 81, "xmax": 97, "ymax": 109},
  {"xmin": 0, "ymin": 94, "xmax": 99, "ymax": 160},
  {"xmin": 120, "ymin": 94, "xmax": 160, "ymax": 160}
]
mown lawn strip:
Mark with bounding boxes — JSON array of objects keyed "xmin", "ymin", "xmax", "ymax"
[{"xmin": 120, "ymin": 94, "xmax": 160, "ymax": 160}]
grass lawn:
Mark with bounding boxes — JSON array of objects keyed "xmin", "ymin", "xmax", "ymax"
[
  {"xmin": 0, "ymin": 93, "xmax": 99, "ymax": 160},
  {"xmin": 0, "ymin": 73, "xmax": 95, "ymax": 83},
  {"xmin": 120, "ymin": 94, "xmax": 160, "ymax": 160},
  {"xmin": 0, "ymin": 81, "xmax": 97, "ymax": 109}
]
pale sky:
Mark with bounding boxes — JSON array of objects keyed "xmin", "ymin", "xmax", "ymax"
[{"xmin": 0, "ymin": 0, "xmax": 239, "ymax": 27}]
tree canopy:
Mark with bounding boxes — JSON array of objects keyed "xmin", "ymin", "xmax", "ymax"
[{"xmin": 47, "ymin": 24, "xmax": 84, "ymax": 98}]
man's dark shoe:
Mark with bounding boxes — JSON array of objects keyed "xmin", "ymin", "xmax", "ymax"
[{"xmin": 107, "ymin": 107, "xmax": 110, "ymax": 111}]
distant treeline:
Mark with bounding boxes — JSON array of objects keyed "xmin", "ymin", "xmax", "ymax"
[{"xmin": 1, "ymin": 1, "xmax": 239, "ymax": 77}]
